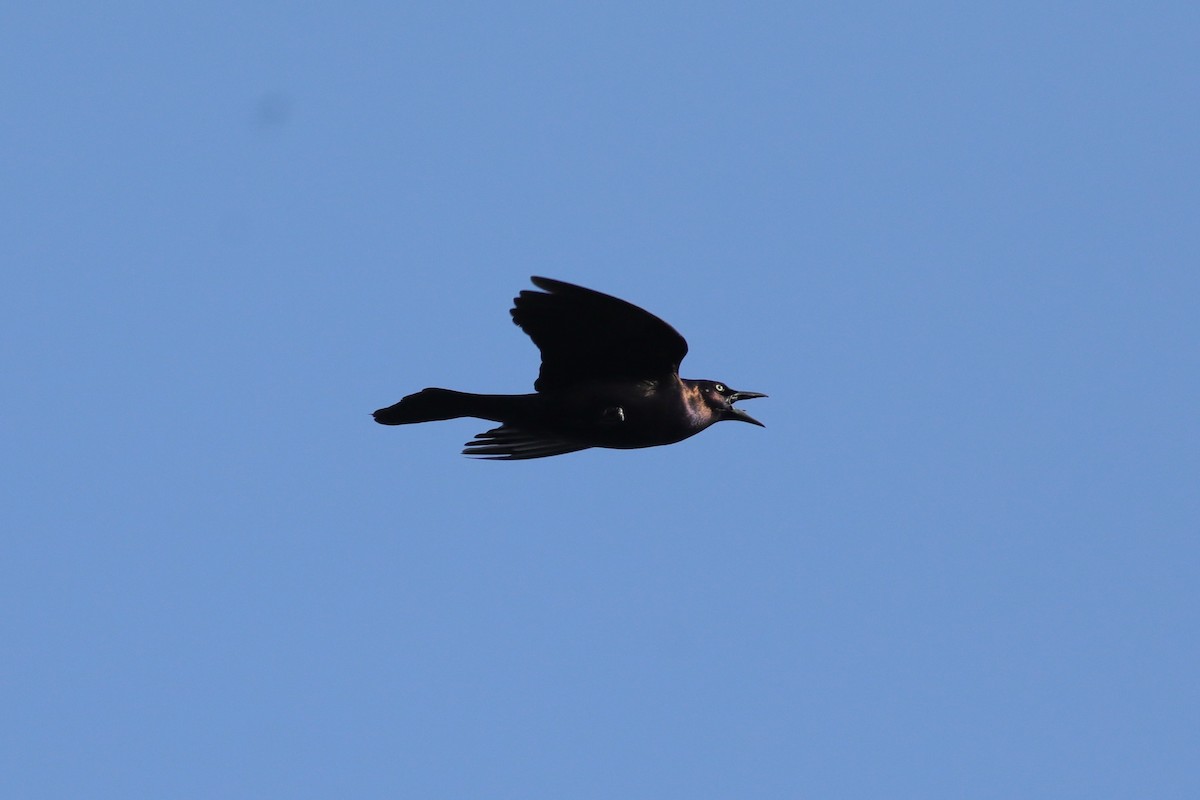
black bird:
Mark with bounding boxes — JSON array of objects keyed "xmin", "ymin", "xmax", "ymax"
[{"xmin": 373, "ymin": 277, "xmax": 766, "ymax": 459}]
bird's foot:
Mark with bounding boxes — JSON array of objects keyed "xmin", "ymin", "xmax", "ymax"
[{"xmin": 600, "ymin": 406, "xmax": 626, "ymax": 424}]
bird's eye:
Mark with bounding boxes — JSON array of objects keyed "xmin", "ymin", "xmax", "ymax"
[{"xmin": 715, "ymin": 383, "xmax": 725, "ymax": 393}]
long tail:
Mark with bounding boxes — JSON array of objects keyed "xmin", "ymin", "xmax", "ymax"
[{"xmin": 372, "ymin": 388, "xmax": 535, "ymax": 426}]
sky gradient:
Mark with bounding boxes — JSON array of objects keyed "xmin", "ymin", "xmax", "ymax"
[{"xmin": 4, "ymin": 3, "xmax": 1198, "ymax": 798}]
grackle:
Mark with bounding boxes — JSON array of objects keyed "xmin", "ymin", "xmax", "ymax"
[{"xmin": 373, "ymin": 277, "xmax": 766, "ymax": 459}]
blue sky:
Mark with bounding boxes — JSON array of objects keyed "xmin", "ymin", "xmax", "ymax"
[{"xmin": 3, "ymin": 3, "xmax": 1197, "ymax": 798}]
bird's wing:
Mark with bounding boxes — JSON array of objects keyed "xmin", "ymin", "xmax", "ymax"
[
  {"xmin": 511, "ymin": 277, "xmax": 689, "ymax": 392},
  {"xmin": 463, "ymin": 425, "xmax": 591, "ymax": 460}
]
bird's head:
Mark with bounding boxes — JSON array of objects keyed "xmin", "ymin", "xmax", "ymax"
[{"xmin": 693, "ymin": 380, "xmax": 767, "ymax": 427}]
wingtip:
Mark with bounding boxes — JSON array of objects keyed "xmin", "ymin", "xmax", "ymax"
[{"xmin": 528, "ymin": 276, "xmax": 585, "ymax": 294}]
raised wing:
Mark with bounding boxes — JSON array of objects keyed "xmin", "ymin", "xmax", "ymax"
[{"xmin": 511, "ymin": 277, "xmax": 689, "ymax": 392}]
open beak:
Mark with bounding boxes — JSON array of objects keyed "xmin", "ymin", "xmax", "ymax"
[{"xmin": 726, "ymin": 390, "xmax": 767, "ymax": 427}]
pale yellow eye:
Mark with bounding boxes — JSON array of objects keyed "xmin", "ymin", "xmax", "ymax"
[{"xmin": 715, "ymin": 383, "xmax": 725, "ymax": 392}]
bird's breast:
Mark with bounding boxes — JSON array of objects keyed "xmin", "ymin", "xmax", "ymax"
[{"xmin": 540, "ymin": 380, "xmax": 701, "ymax": 448}]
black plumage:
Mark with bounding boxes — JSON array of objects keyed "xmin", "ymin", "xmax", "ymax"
[{"xmin": 373, "ymin": 277, "xmax": 766, "ymax": 459}]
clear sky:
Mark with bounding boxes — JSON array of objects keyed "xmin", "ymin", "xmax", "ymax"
[{"xmin": 4, "ymin": 3, "xmax": 1197, "ymax": 798}]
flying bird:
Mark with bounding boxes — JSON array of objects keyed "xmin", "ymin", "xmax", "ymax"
[{"xmin": 373, "ymin": 277, "xmax": 766, "ymax": 459}]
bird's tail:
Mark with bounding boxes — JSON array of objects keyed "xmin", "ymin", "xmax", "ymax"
[{"xmin": 372, "ymin": 388, "xmax": 531, "ymax": 426}]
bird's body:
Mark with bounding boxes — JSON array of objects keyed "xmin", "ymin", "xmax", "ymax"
[{"xmin": 374, "ymin": 277, "xmax": 765, "ymax": 459}]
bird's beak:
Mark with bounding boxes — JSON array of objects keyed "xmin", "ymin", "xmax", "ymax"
[{"xmin": 726, "ymin": 391, "xmax": 767, "ymax": 427}]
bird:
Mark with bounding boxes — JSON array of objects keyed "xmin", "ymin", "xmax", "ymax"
[{"xmin": 373, "ymin": 276, "xmax": 766, "ymax": 460}]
